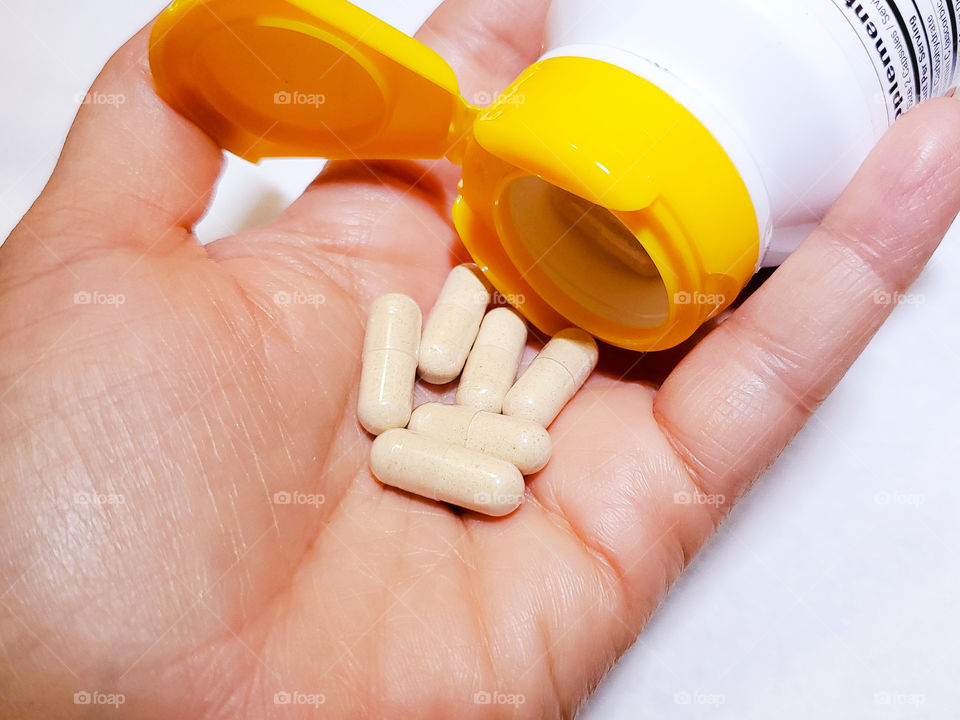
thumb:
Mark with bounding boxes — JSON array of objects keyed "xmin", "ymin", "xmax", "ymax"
[{"xmin": 6, "ymin": 24, "xmax": 222, "ymax": 266}]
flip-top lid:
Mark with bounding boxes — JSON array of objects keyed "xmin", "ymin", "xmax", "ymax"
[{"xmin": 149, "ymin": 0, "xmax": 472, "ymax": 161}]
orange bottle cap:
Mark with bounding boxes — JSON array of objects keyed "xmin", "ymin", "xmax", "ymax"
[{"xmin": 150, "ymin": 0, "xmax": 473, "ymax": 162}]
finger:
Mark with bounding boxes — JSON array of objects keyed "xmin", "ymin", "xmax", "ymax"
[
  {"xmin": 416, "ymin": 0, "xmax": 552, "ymax": 103},
  {"xmin": 511, "ymin": 99, "xmax": 960, "ymax": 700},
  {"xmin": 7, "ymin": 25, "xmax": 222, "ymax": 262},
  {"xmin": 248, "ymin": 0, "xmax": 552, "ymax": 302},
  {"xmin": 654, "ymin": 96, "xmax": 960, "ymax": 507}
]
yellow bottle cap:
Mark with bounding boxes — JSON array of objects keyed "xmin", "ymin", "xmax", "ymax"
[
  {"xmin": 455, "ymin": 57, "xmax": 760, "ymax": 350},
  {"xmin": 150, "ymin": 0, "xmax": 473, "ymax": 161},
  {"xmin": 149, "ymin": 1, "xmax": 760, "ymax": 351}
]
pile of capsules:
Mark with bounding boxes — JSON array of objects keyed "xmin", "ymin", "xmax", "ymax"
[{"xmin": 358, "ymin": 264, "xmax": 598, "ymax": 517}]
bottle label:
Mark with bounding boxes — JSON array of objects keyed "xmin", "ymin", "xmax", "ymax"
[{"xmin": 831, "ymin": 0, "xmax": 958, "ymax": 122}]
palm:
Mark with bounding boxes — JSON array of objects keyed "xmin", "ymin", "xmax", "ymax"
[
  {"xmin": 3, "ymin": 146, "xmax": 689, "ymax": 716},
  {"xmin": 3, "ymin": 3, "xmax": 959, "ymax": 719}
]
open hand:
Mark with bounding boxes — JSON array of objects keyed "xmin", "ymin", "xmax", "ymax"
[{"xmin": 2, "ymin": 0, "xmax": 959, "ymax": 717}]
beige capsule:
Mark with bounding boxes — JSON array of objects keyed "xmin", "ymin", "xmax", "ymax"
[
  {"xmin": 409, "ymin": 402, "xmax": 551, "ymax": 475},
  {"xmin": 456, "ymin": 307, "xmax": 528, "ymax": 413},
  {"xmin": 370, "ymin": 429, "xmax": 524, "ymax": 517},
  {"xmin": 418, "ymin": 264, "xmax": 491, "ymax": 385},
  {"xmin": 357, "ymin": 294, "xmax": 422, "ymax": 435},
  {"xmin": 502, "ymin": 328, "xmax": 599, "ymax": 428}
]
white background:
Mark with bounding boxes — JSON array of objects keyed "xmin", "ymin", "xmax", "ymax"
[{"xmin": 1, "ymin": 1, "xmax": 958, "ymax": 717}]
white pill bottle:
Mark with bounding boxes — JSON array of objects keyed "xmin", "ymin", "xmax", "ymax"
[
  {"xmin": 548, "ymin": 0, "xmax": 959, "ymax": 256},
  {"xmin": 470, "ymin": 0, "xmax": 959, "ymax": 349},
  {"xmin": 150, "ymin": 0, "xmax": 960, "ymax": 350}
]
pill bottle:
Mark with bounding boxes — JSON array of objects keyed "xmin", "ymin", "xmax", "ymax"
[{"xmin": 149, "ymin": 0, "xmax": 960, "ymax": 350}]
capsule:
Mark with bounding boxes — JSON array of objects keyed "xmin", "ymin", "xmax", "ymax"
[
  {"xmin": 456, "ymin": 307, "xmax": 528, "ymax": 413},
  {"xmin": 418, "ymin": 264, "xmax": 491, "ymax": 384},
  {"xmin": 357, "ymin": 294, "xmax": 421, "ymax": 435},
  {"xmin": 409, "ymin": 403, "xmax": 551, "ymax": 475},
  {"xmin": 502, "ymin": 328, "xmax": 599, "ymax": 428},
  {"xmin": 370, "ymin": 429, "xmax": 524, "ymax": 517}
]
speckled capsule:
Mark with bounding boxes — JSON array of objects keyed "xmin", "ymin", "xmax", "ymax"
[
  {"xmin": 370, "ymin": 429, "xmax": 524, "ymax": 517},
  {"xmin": 418, "ymin": 264, "xmax": 491, "ymax": 385},
  {"xmin": 409, "ymin": 403, "xmax": 551, "ymax": 475},
  {"xmin": 357, "ymin": 294, "xmax": 421, "ymax": 435},
  {"xmin": 456, "ymin": 307, "xmax": 528, "ymax": 413},
  {"xmin": 502, "ymin": 328, "xmax": 599, "ymax": 428}
]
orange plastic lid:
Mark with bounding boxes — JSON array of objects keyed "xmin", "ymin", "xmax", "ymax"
[{"xmin": 149, "ymin": 0, "xmax": 472, "ymax": 161}]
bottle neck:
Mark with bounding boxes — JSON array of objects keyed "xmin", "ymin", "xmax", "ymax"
[
  {"xmin": 541, "ymin": 44, "xmax": 774, "ymax": 269},
  {"xmin": 456, "ymin": 54, "xmax": 762, "ymax": 350}
]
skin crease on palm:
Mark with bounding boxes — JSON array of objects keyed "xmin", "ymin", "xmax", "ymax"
[{"xmin": 0, "ymin": 0, "xmax": 958, "ymax": 716}]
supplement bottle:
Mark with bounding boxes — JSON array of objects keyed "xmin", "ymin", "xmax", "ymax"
[{"xmin": 149, "ymin": 0, "xmax": 960, "ymax": 350}]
